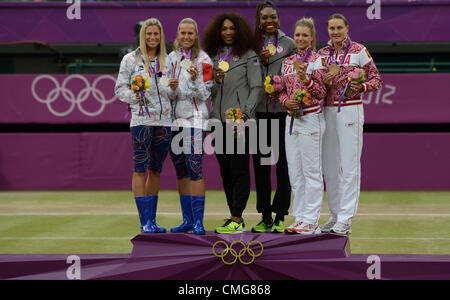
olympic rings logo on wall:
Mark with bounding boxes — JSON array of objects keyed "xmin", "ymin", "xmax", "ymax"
[
  {"xmin": 31, "ymin": 74, "xmax": 117, "ymax": 117},
  {"xmin": 212, "ymin": 240, "xmax": 263, "ymax": 265}
]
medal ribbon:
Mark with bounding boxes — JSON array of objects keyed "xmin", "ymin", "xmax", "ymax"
[
  {"xmin": 181, "ymin": 48, "xmax": 192, "ymax": 60},
  {"xmin": 147, "ymin": 58, "xmax": 164, "ymax": 118},
  {"xmin": 138, "ymin": 90, "xmax": 151, "ymax": 118},
  {"xmin": 296, "ymin": 47, "xmax": 311, "ymax": 63},
  {"xmin": 329, "ymin": 38, "xmax": 350, "ymax": 66},
  {"xmin": 338, "ymin": 81, "xmax": 351, "ymax": 113},
  {"xmin": 149, "ymin": 57, "xmax": 160, "ymax": 76},
  {"xmin": 217, "ymin": 47, "xmax": 233, "ymax": 63},
  {"xmin": 262, "ymin": 31, "xmax": 281, "ymax": 114},
  {"xmin": 137, "ymin": 58, "xmax": 159, "ymax": 118},
  {"xmin": 261, "ymin": 30, "xmax": 279, "ymax": 49},
  {"xmin": 329, "ymin": 38, "xmax": 351, "ymax": 113}
]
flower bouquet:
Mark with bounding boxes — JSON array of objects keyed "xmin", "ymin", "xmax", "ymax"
[
  {"xmin": 131, "ymin": 75, "xmax": 151, "ymax": 117},
  {"xmin": 344, "ymin": 68, "xmax": 366, "ymax": 97},
  {"xmin": 264, "ymin": 74, "xmax": 283, "ymax": 113},
  {"xmin": 225, "ymin": 107, "xmax": 245, "ymax": 137},
  {"xmin": 291, "ymin": 89, "xmax": 310, "ymax": 119},
  {"xmin": 264, "ymin": 75, "xmax": 282, "ymax": 95}
]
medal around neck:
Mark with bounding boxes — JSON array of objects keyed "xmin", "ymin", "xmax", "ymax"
[
  {"xmin": 218, "ymin": 60, "xmax": 229, "ymax": 72},
  {"xmin": 267, "ymin": 43, "xmax": 277, "ymax": 56},
  {"xmin": 180, "ymin": 59, "xmax": 192, "ymax": 70},
  {"xmin": 329, "ymin": 64, "xmax": 340, "ymax": 75}
]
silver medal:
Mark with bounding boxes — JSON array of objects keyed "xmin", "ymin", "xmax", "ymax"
[
  {"xmin": 159, "ymin": 76, "xmax": 169, "ymax": 86},
  {"xmin": 180, "ymin": 59, "xmax": 192, "ymax": 70}
]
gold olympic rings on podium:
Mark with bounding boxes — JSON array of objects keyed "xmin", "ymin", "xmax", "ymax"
[{"xmin": 212, "ymin": 240, "xmax": 263, "ymax": 265}]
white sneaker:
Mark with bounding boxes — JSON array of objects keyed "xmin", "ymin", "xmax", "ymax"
[
  {"xmin": 319, "ymin": 219, "xmax": 336, "ymax": 233},
  {"xmin": 330, "ymin": 222, "xmax": 352, "ymax": 235},
  {"xmin": 285, "ymin": 221, "xmax": 302, "ymax": 234},
  {"xmin": 293, "ymin": 223, "xmax": 321, "ymax": 235}
]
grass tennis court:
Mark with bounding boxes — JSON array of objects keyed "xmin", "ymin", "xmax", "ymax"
[{"xmin": 0, "ymin": 190, "xmax": 449, "ymax": 255}]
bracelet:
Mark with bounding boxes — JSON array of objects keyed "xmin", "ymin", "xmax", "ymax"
[{"xmin": 302, "ymin": 75, "xmax": 309, "ymax": 85}]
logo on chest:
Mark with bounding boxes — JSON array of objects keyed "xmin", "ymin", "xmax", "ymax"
[
  {"xmin": 276, "ymin": 45, "xmax": 284, "ymax": 54},
  {"xmin": 283, "ymin": 62, "xmax": 309, "ymax": 75},
  {"xmin": 325, "ymin": 54, "xmax": 353, "ymax": 66}
]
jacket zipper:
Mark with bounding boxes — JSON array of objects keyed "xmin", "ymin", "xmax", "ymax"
[
  {"xmin": 154, "ymin": 73, "xmax": 163, "ymax": 120},
  {"xmin": 193, "ymin": 97, "xmax": 200, "ymax": 117},
  {"xmin": 265, "ymin": 64, "xmax": 269, "ymax": 113},
  {"xmin": 220, "ymin": 78, "xmax": 224, "ymax": 122}
]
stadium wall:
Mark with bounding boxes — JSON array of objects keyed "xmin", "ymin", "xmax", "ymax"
[
  {"xmin": 1, "ymin": 1, "xmax": 449, "ymax": 191},
  {"xmin": 1, "ymin": 1, "xmax": 450, "ymax": 44},
  {"xmin": 0, "ymin": 132, "xmax": 449, "ymax": 191}
]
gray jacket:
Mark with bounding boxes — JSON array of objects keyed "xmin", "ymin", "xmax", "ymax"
[
  {"xmin": 210, "ymin": 48, "xmax": 263, "ymax": 122},
  {"xmin": 256, "ymin": 30, "xmax": 296, "ymax": 113}
]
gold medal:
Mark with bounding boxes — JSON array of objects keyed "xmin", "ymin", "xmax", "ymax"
[
  {"xmin": 218, "ymin": 60, "xmax": 229, "ymax": 72},
  {"xmin": 329, "ymin": 64, "xmax": 340, "ymax": 76},
  {"xmin": 267, "ymin": 43, "xmax": 277, "ymax": 56}
]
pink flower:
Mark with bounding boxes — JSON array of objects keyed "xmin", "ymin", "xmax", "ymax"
[
  {"xmin": 348, "ymin": 68, "xmax": 363, "ymax": 79},
  {"xmin": 273, "ymin": 83, "xmax": 283, "ymax": 91},
  {"xmin": 348, "ymin": 68, "xmax": 366, "ymax": 83},
  {"xmin": 273, "ymin": 75, "xmax": 281, "ymax": 84}
]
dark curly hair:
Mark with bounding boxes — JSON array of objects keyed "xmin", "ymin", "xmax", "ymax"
[
  {"xmin": 254, "ymin": 1, "xmax": 280, "ymax": 54},
  {"xmin": 201, "ymin": 12, "xmax": 256, "ymax": 58}
]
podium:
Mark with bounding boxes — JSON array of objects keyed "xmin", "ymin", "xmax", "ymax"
[
  {"xmin": 118, "ymin": 232, "xmax": 351, "ymax": 280},
  {"xmin": 1, "ymin": 232, "xmax": 449, "ymax": 280}
]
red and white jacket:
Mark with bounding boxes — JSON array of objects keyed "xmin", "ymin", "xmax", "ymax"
[
  {"xmin": 279, "ymin": 48, "xmax": 327, "ymax": 115},
  {"xmin": 317, "ymin": 37, "xmax": 382, "ymax": 107}
]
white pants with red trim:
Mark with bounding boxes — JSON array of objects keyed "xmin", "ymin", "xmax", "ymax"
[
  {"xmin": 285, "ymin": 113, "xmax": 325, "ymax": 225},
  {"xmin": 322, "ymin": 104, "xmax": 364, "ymax": 225}
]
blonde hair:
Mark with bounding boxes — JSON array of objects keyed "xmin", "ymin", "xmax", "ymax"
[
  {"xmin": 136, "ymin": 18, "xmax": 167, "ymax": 73},
  {"xmin": 173, "ymin": 18, "xmax": 200, "ymax": 62},
  {"xmin": 327, "ymin": 13, "xmax": 349, "ymax": 27},
  {"xmin": 294, "ymin": 17, "xmax": 317, "ymax": 51}
]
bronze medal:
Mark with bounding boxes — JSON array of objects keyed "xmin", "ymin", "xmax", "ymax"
[
  {"xmin": 294, "ymin": 60, "xmax": 305, "ymax": 73},
  {"xmin": 329, "ymin": 64, "xmax": 340, "ymax": 76}
]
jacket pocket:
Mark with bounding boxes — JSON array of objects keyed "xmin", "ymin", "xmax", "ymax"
[
  {"xmin": 236, "ymin": 88, "xmax": 249, "ymax": 108},
  {"xmin": 236, "ymin": 91, "xmax": 241, "ymax": 107}
]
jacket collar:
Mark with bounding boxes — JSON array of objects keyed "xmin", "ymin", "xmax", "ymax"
[
  {"xmin": 327, "ymin": 35, "xmax": 352, "ymax": 49},
  {"xmin": 296, "ymin": 46, "xmax": 312, "ymax": 57},
  {"xmin": 262, "ymin": 29, "xmax": 286, "ymax": 42}
]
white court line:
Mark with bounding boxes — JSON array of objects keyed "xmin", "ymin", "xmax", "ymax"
[
  {"xmin": 350, "ymin": 237, "xmax": 450, "ymax": 241},
  {"xmin": 0, "ymin": 212, "xmax": 449, "ymax": 217},
  {"xmin": 0, "ymin": 236, "xmax": 448, "ymax": 241},
  {"xmin": 0, "ymin": 237, "xmax": 130, "ymax": 240}
]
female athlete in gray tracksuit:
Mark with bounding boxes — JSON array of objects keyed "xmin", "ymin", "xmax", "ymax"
[{"xmin": 203, "ymin": 12, "xmax": 264, "ymax": 234}]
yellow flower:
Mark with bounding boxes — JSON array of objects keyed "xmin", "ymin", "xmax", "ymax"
[
  {"xmin": 265, "ymin": 76, "xmax": 271, "ymax": 85},
  {"xmin": 144, "ymin": 81, "xmax": 150, "ymax": 89},
  {"xmin": 265, "ymin": 84, "xmax": 274, "ymax": 94}
]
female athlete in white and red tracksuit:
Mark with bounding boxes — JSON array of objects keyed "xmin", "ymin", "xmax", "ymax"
[
  {"xmin": 318, "ymin": 14, "xmax": 382, "ymax": 235},
  {"xmin": 278, "ymin": 20, "xmax": 327, "ymax": 234}
]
